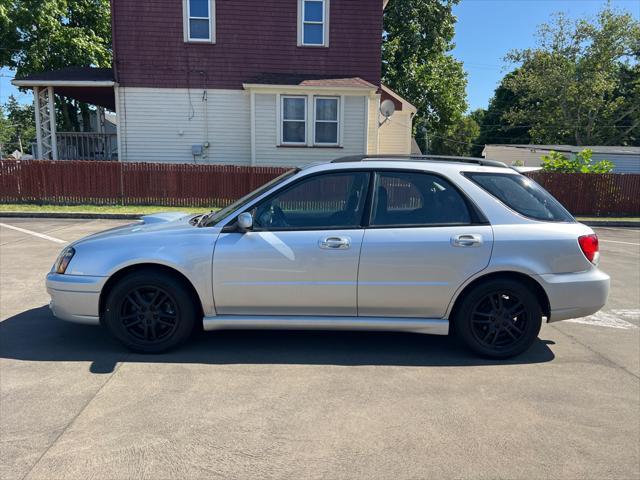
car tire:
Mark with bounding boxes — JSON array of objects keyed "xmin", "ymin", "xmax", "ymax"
[
  {"xmin": 103, "ymin": 270, "xmax": 197, "ymax": 353},
  {"xmin": 453, "ymin": 279, "xmax": 543, "ymax": 359}
]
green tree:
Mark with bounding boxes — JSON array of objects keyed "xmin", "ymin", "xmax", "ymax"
[
  {"xmin": 504, "ymin": 6, "xmax": 640, "ymax": 146},
  {"xmin": 0, "ymin": 106, "xmax": 16, "ymax": 158},
  {"xmin": 541, "ymin": 148, "xmax": 615, "ymax": 173},
  {"xmin": 383, "ymin": 0, "xmax": 468, "ymax": 153},
  {"xmin": 430, "ymin": 114, "xmax": 480, "ymax": 156},
  {"xmin": 1, "ymin": 95, "xmax": 36, "ymax": 154},
  {"xmin": 0, "ymin": 0, "xmax": 112, "ymax": 131},
  {"xmin": 472, "ymin": 71, "xmax": 532, "ymax": 156}
]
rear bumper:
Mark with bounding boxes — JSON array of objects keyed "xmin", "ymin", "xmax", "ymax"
[
  {"xmin": 46, "ymin": 273, "xmax": 106, "ymax": 325},
  {"xmin": 536, "ymin": 269, "xmax": 610, "ymax": 322}
]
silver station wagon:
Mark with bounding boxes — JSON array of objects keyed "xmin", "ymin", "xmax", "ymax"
[{"xmin": 47, "ymin": 155, "xmax": 610, "ymax": 358}]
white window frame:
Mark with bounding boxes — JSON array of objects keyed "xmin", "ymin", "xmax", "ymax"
[
  {"xmin": 313, "ymin": 96, "xmax": 340, "ymax": 146},
  {"xmin": 298, "ymin": 0, "xmax": 330, "ymax": 47},
  {"xmin": 281, "ymin": 96, "xmax": 308, "ymax": 146},
  {"xmin": 183, "ymin": 0, "xmax": 216, "ymax": 43}
]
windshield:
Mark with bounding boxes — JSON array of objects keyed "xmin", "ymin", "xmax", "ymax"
[{"xmin": 200, "ymin": 169, "xmax": 299, "ymax": 227}]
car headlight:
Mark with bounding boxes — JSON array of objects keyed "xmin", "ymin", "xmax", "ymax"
[{"xmin": 53, "ymin": 247, "xmax": 75, "ymax": 274}]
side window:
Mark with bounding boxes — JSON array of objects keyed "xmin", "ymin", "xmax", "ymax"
[
  {"xmin": 314, "ymin": 97, "xmax": 339, "ymax": 145},
  {"xmin": 281, "ymin": 96, "xmax": 307, "ymax": 145},
  {"xmin": 253, "ymin": 172, "xmax": 369, "ymax": 230},
  {"xmin": 371, "ymin": 172, "xmax": 471, "ymax": 227},
  {"xmin": 464, "ymin": 172, "xmax": 574, "ymax": 222},
  {"xmin": 184, "ymin": 0, "xmax": 215, "ymax": 43},
  {"xmin": 298, "ymin": 0, "xmax": 329, "ymax": 47}
]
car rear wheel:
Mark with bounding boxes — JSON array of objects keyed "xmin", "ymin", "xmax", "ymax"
[
  {"xmin": 103, "ymin": 271, "xmax": 197, "ymax": 353},
  {"xmin": 454, "ymin": 279, "xmax": 543, "ymax": 358}
]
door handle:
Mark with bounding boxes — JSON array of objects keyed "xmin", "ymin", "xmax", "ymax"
[
  {"xmin": 451, "ymin": 234, "xmax": 483, "ymax": 247},
  {"xmin": 319, "ymin": 236, "xmax": 351, "ymax": 249}
]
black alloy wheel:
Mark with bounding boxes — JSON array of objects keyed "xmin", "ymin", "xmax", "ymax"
[
  {"xmin": 119, "ymin": 286, "xmax": 180, "ymax": 343},
  {"xmin": 470, "ymin": 291, "xmax": 528, "ymax": 349},
  {"xmin": 104, "ymin": 270, "xmax": 197, "ymax": 353},
  {"xmin": 454, "ymin": 279, "xmax": 542, "ymax": 358}
]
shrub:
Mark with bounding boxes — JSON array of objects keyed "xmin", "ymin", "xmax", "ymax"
[{"xmin": 541, "ymin": 148, "xmax": 614, "ymax": 174}]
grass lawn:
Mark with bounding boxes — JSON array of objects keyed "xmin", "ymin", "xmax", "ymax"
[
  {"xmin": 0, "ymin": 204, "xmax": 637, "ymax": 222},
  {"xmin": 0, "ymin": 204, "xmax": 212, "ymax": 215}
]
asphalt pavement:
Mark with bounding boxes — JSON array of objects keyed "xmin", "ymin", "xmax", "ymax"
[{"xmin": 1, "ymin": 218, "xmax": 639, "ymax": 480}]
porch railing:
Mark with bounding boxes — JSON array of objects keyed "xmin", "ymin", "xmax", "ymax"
[{"xmin": 56, "ymin": 132, "xmax": 118, "ymax": 161}]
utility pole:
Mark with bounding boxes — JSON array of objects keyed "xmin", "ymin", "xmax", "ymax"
[{"xmin": 421, "ymin": 120, "xmax": 429, "ymax": 154}]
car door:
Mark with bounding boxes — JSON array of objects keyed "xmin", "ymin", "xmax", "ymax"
[
  {"xmin": 213, "ymin": 170, "xmax": 370, "ymax": 316},
  {"xmin": 357, "ymin": 170, "xmax": 493, "ymax": 318}
]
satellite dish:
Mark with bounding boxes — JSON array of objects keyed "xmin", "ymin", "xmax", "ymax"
[{"xmin": 380, "ymin": 99, "xmax": 396, "ymax": 119}]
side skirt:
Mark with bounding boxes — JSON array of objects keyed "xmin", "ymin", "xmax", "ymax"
[{"xmin": 202, "ymin": 316, "xmax": 449, "ymax": 335}]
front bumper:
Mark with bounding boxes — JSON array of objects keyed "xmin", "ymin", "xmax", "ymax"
[
  {"xmin": 536, "ymin": 268, "xmax": 610, "ymax": 322},
  {"xmin": 46, "ymin": 272, "xmax": 106, "ymax": 325}
]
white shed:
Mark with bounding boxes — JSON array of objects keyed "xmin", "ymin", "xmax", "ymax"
[{"xmin": 482, "ymin": 144, "xmax": 640, "ymax": 173}]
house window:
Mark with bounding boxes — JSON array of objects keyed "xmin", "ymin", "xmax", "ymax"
[
  {"xmin": 281, "ymin": 96, "xmax": 307, "ymax": 144},
  {"xmin": 299, "ymin": 0, "xmax": 329, "ymax": 46},
  {"xmin": 185, "ymin": 0, "xmax": 215, "ymax": 42},
  {"xmin": 314, "ymin": 97, "xmax": 339, "ymax": 145}
]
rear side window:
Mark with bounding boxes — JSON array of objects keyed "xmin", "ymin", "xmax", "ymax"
[
  {"xmin": 465, "ymin": 172, "xmax": 574, "ymax": 222},
  {"xmin": 371, "ymin": 172, "xmax": 472, "ymax": 226}
]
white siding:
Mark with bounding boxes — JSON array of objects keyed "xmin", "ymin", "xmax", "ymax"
[
  {"xmin": 254, "ymin": 94, "xmax": 368, "ymax": 167},
  {"xmin": 483, "ymin": 146, "xmax": 545, "ymax": 167},
  {"xmin": 367, "ymin": 94, "xmax": 380, "ymax": 154},
  {"xmin": 592, "ymin": 154, "xmax": 640, "ymax": 173},
  {"xmin": 118, "ymin": 87, "xmax": 251, "ymax": 164},
  {"xmin": 378, "ymin": 110, "xmax": 413, "ymax": 154}
]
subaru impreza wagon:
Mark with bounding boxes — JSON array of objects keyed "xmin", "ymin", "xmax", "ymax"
[{"xmin": 47, "ymin": 155, "xmax": 609, "ymax": 358}]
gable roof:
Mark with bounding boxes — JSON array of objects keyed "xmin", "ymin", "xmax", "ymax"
[{"xmin": 380, "ymin": 85, "xmax": 417, "ymax": 113}]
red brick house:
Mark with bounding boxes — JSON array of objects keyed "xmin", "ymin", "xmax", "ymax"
[{"xmin": 14, "ymin": 0, "xmax": 416, "ymax": 165}]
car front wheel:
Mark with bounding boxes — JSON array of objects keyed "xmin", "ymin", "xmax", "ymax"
[
  {"xmin": 454, "ymin": 279, "xmax": 543, "ymax": 358},
  {"xmin": 103, "ymin": 270, "xmax": 197, "ymax": 353}
]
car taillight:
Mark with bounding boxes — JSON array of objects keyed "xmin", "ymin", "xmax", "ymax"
[{"xmin": 578, "ymin": 234, "xmax": 599, "ymax": 264}]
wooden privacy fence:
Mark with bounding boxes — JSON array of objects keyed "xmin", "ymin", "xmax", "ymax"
[
  {"xmin": 525, "ymin": 172, "xmax": 640, "ymax": 217},
  {"xmin": 0, "ymin": 160, "xmax": 639, "ymax": 216},
  {"xmin": 0, "ymin": 160, "xmax": 288, "ymax": 207}
]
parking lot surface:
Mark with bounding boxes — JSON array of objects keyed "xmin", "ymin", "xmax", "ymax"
[{"xmin": 1, "ymin": 218, "xmax": 639, "ymax": 480}]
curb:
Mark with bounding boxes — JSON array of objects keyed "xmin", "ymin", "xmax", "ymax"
[{"xmin": 0, "ymin": 212, "xmax": 143, "ymax": 220}]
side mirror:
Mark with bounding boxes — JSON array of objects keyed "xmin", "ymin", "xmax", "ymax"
[{"xmin": 237, "ymin": 212, "xmax": 253, "ymax": 231}]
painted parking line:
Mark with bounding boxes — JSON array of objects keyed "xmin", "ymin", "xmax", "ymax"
[
  {"xmin": 599, "ymin": 239, "xmax": 640, "ymax": 246},
  {"xmin": 565, "ymin": 310, "xmax": 639, "ymax": 329},
  {"xmin": 0, "ymin": 223, "xmax": 67, "ymax": 244}
]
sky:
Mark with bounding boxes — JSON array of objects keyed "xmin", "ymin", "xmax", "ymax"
[
  {"xmin": 2, "ymin": 0, "xmax": 639, "ymax": 110},
  {"xmin": 452, "ymin": 0, "xmax": 640, "ymax": 112}
]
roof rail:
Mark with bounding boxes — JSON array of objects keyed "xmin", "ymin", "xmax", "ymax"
[{"xmin": 331, "ymin": 154, "xmax": 508, "ymax": 168}]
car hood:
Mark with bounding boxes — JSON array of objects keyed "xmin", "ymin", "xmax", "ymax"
[{"xmin": 70, "ymin": 212, "xmax": 199, "ymax": 245}]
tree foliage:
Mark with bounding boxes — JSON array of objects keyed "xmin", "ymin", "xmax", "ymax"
[
  {"xmin": 383, "ymin": 0, "xmax": 468, "ymax": 153},
  {"xmin": 471, "ymin": 71, "xmax": 532, "ymax": 156},
  {"xmin": 0, "ymin": 96, "xmax": 36, "ymax": 155},
  {"xmin": 0, "ymin": 0, "xmax": 111, "ymax": 74},
  {"xmin": 503, "ymin": 6, "xmax": 640, "ymax": 146},
  {"xmin": 541, "ymin": 148, "xmax": 614, "ymax": 173},
  {"xmin": 0, "ymin": 0, "xmax": 112, "ymax": 131},
  {"xmin": 0, "ymin": 106, "xmax": 14, "ymax": 157},
  {"xmin": 429, "ymin": 114, "xmax": 479, "ymax": 156}
]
